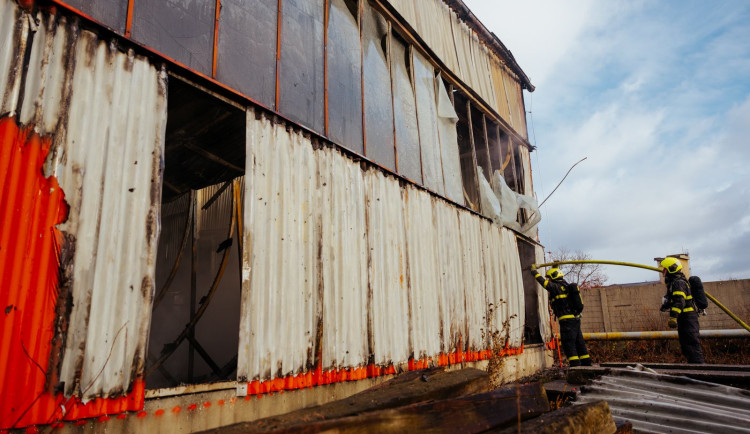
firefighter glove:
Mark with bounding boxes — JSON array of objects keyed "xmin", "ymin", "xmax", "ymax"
[
  {"xmin": 659, "ymin": 296, "xmax": 669, "ymax": 312},
  {"xmin": 530, "ymin": 263, "xmax": 537, "ymax": 271},
  {"xmin": 667, "ymin": 317, "xmax": 678, "ymax": 329}
]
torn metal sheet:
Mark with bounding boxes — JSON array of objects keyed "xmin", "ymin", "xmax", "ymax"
[{"xmin": 13, "ymin": 7, "xmax": 168, "ymax": 400}]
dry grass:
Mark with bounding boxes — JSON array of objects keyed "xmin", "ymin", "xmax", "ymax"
[{"xmin": 587, "ymin": 338, "xmax": 750, "ymax": 365}]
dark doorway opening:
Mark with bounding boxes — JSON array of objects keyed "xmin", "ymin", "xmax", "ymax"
[
  {"xmin": 146, "ymin": 77, "xmax": 246, "ymax": 388},
  {"xmin": 517, "ymin": 239, "xmax": 543, "ymax": 345}
]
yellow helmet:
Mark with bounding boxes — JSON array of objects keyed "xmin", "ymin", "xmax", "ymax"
[
  {"xmin": 660, "ymin": 257, "xmax": 682, "ymax": 274},
  {"xmin": 546, "ymin": 268, "xmax": 564, "ymax": 280}
]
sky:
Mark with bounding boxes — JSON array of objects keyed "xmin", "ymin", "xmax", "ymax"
[{"xmin": 462, "ymin": 0, "xmax": 750, "ymax": 284}]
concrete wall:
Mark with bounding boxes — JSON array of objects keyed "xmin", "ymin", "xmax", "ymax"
[{"xmin": 581, "ymin": 279, "xmax": 750, "ymax": 333}]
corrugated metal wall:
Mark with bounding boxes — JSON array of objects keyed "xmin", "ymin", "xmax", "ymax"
[
  {"xmin": 387, "ymin": 0, "xmax": 528, "ymax": 137},
  {"xmin": 238, "ymin": 108, "xmax": 526, "ymax": 384},
  {"xmin": 0, "ymin": 0, "xmax": 167, "ymax": 426}
]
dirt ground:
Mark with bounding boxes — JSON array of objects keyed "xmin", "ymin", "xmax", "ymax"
[{"xmin": 578, "ymin": 338, "xmax": 750, "ymax": 365}]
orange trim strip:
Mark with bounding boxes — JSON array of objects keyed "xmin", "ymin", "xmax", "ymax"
[
  {"xmin": 275, "ymin": 0, "xmax": 282, "ymax": 110},
  {"xmin": 125, "ymin": 0, "xmax": 134, "ymax": 37},
  {"xmin": 212, "ymin": 0, "xmax": 221, "ymax": 78},
  {"xmin": 323, "ymin": 0, "xmax": 330, "ymax": 136}
]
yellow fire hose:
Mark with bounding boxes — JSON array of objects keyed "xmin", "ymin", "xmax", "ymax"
[{"xmin": 532, "ymin": 260, "xmax": 750, "ymax": 333}]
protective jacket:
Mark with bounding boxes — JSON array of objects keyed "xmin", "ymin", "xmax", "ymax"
[
  {"xmin": 662, "ymin": 272, "xmax": 696, "ymax": 317},
  {"xmin": 662, "ymin": 272, "xmax": 705, "ymax": 363},
  {"xmin": 533, "ymin": 271, "xmax": 590, "ymax": 366},
  {"xmin": 533, "ymin": 273, "xmax": 581, "ymax": 320}
]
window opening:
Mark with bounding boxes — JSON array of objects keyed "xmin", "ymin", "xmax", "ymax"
[
  {"xmin": 146, "ymin": 78, "xmax": 245, "ymax": 388},
  {"xmin": 453, "ymin": 91, "xmax": 480, "ymax": 211},
  {"xmin": 517, "ymin": 239, "xmax": 543, "ymax": 344},
  {"xmin": 471, "ymin": 106, "xmax": 491, "ymax": 184}
]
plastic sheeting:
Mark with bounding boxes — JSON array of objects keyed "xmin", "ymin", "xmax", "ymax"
[
  {"xmin": 391, "ymin": 35, "xmax": 422, "ymax": 184},
  {"xmin": 490, "ymin": 170, "xmax": 540, "ymax": 237},
  {"xmin": 278, "ymin": 0, "xmax": 325, "ymax": 133},
  {"xmin": 436, "ymin": 76, "xmax": 463, "ymax": 204},
  {"xmin": 217, "ymin": 0, "xmax": 278, "ymax": 108},
  {"xmin": 326, "ymin": 0, "xmax": 363, "ymax": 153},
  {"xmin": 413, "ymin": 50, "xmax": 444, "ymax": 196},
  {"xmin": 131, "ymin": 0, "xmax": 215, "ymax": 75},
  {"xmin": 239, "ymin": 108, "xmax": 527, "ymax": 383}
]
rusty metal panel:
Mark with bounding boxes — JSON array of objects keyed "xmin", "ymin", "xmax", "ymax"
[
  {"xmin": 318, "ymin": 147, "xmax": 369, "ymax": 370},
  {"xmin": 131, "ymin": 0, "xmax": 215, "ymax": 76},
  {"xmin": 502, "ymin": 229, "xmax": 525, "ymax": 347},
  {"xmin": 410, "ymin": 0, "xmax": 459, "ymax": 75},
  {"xmin": 365, "ymin": 169, "xmax": 411, "ymax": 365},
  {"xmin": 13, "ymin": 9, "xmax": 168, "ymax": 400},
  {"xmin": 457, "ymin": 210, "xmax": 489, "ymax": 351},
  {"xmin": 60, "ymin": 0, "xmax": 128, "ymax": 33},
  {"xmin": 278, "ymin": 0, "xmax": 325, "ymax": 133},
  {"xmin": 490, "ymin": 57, "xmax": 511, "ymax": 123},
  {"xmin": 413, "ymin": 50, "xmax": 444, "ymax": 196},
  {"xmin": 239, "ymin": 110, "xmax": 321, "ymax": 382},
  {"xmin": 0, "ymin": 0, "xmax": 27, "ymax": 115},
  {"xmin": 217, "ymin": 0, "xmax": 278, "ymax": 108},
  {"xmin": 433, "ymin": 200, "xmax": 465, "ymax": 352}
]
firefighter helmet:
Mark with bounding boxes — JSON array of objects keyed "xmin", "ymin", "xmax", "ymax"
[
  {"xmin": 660, "ymin": 257, "xmax": 682, "ymax": 274},
  {"xmin": 546, "ymin": 268, "xmax": 564, "ymax": 280}
]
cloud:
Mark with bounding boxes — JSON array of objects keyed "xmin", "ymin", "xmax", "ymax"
[{"xmin": 464, "ymin": 0, "xmax": 750, "ymax": 283}]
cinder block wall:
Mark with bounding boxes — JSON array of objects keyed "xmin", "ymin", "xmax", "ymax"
[{"xmin": 580, "ymin": 279, "xmax": 750, "ymax": 333}]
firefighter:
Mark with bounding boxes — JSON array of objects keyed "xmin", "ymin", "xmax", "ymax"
[
  {"xmin": 660, "ymin": 257, "xmax": 705, "ymax": 364},
  {"xmin": 530, "ymin": 264, "xmax": 591, "ymax": 367}
]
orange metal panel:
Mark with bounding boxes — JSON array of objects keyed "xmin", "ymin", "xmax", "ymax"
[{"xmin": 0, "ymin": 117, "xmax": 143, "ymax": 429}]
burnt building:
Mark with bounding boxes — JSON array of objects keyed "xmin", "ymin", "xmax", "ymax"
[{"xmin": 0, "ymin": 0, "xmax": 553, "ymax": 431}]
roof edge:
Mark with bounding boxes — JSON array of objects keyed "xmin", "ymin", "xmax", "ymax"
[{"xmin": 442, "ymin": 0, "xmax": 535, "ymax": 92}]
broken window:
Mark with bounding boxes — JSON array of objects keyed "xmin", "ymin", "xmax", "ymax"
[
  {"xmin": 486, "ymin": 120, "xmax": 504, "ymax": 181},
  {"xmin": 362, "ymin": 1, "xmax": 395, "ymax": 170},
  {"xmin": 453, "ymin": 91, "xmax": 480, "ymax": 212},
  {"xmin": 217, "ymin": 0, "xmax": 278, "ymax": 108},
  {"xmin": 146, "ymin": 78, "xmax": 245, "ymax": 388},
  {"xmin": 517, "ymin": 239, "xmax": 543, "ymax": 345},
  {"xmin": 471, "ymin": 106, "xmax": 491, "ymax": 184},
  {"xmin": 327, "ymin": 0, "xmax": 364, "ymax": 153},
  {"xmin": 278, "ymin": 0, "xmax": 325, "ymax": 133},
  {"xmin": 501, "ymin": 132, "xmax": 519, "ymax": 193},
  {"xmin": 131, "ymin": 0, "xmax": 215, "ymax": 76},
  {"xmin": 437, "ymin": 77, "xmax": 463, "ymax": 204},
  {"xmin": 390, "ymin": 31, "xmax": 422, "ymax": 183}
]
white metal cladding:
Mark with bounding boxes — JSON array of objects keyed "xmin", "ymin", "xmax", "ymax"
[
  {"xmin": 5, "ymin": 5, "xmax": 167, "ymax": 399},
  {"xmin": 239, "ymin": 109, "xmax": 528, "ymax": 383},
  {"xmin": 403, "ymin": 187, "xmax": 441, "ymax": 360},
  {"xmin": 0, "ymin": 0, "xmax": 27, "ymax": 115},
  {"xmin": 436, "ymin": 76, "xmax": 463, "ymax": 204},
  {"xmin": 365, "ymin": 168, "xmax": 411, "ymax": 365},
  {"xmin": 239, "ymin": 111, "xmax": 320, "ymax": 381},
  {"xmin": 318, "ymin": 147, "xmax": 369, "ymax": 370}
]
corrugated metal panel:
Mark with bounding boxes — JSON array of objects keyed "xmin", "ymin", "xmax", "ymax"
[
  {"xmin": 0, "ymin": 117, "xmax": 68, "ymax": 429},
  {"xmin": 403, "ymin": 186, "xmax": 441, "ymax": 360},
  {"xmin": 413, "ymin": 49, "xmax": 445, "ymax": 196},
  {"xmin": 238, "ymin": 108, "xmax": 528, "ymax": 384},
  {"xmin": 366, "ymin": 169, "xmax": 411, "ymax": 365},
  {"xmin": 239, "ymin": 110, "xmax": 320, "ymax": 381},
  {"xmin": 0, "ymin": 0, "xmax": 26, "ymax": 115},
  {"xmin": 318, "ymin": 146, "xmax": 369, "ymax": 370},
  {"xmin": 577, "ymin": 368, "xmax": 750, "ymax": 433},
  {"xmin": 0, "ymin": 0, "xmax": 166, "ymax": 426},
  {"xmin": 436, "ymin": 75, "xmax": 463, "ymax": 204},
  {"xmin": 490, "ymin": 57, "xmax": 511, "ymax": 122},
  {"xmin": 22, "ymin": 5, "xmax": 166, "ymax": 398}
]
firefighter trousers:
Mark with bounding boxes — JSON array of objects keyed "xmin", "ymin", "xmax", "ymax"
[
  {"xmin": 678, "ymin": 311, "xmax": 705, "ymax": 364},
  {"xmin": 559, "ymin": 317, "xmax": 591, "ymax": 367}
]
